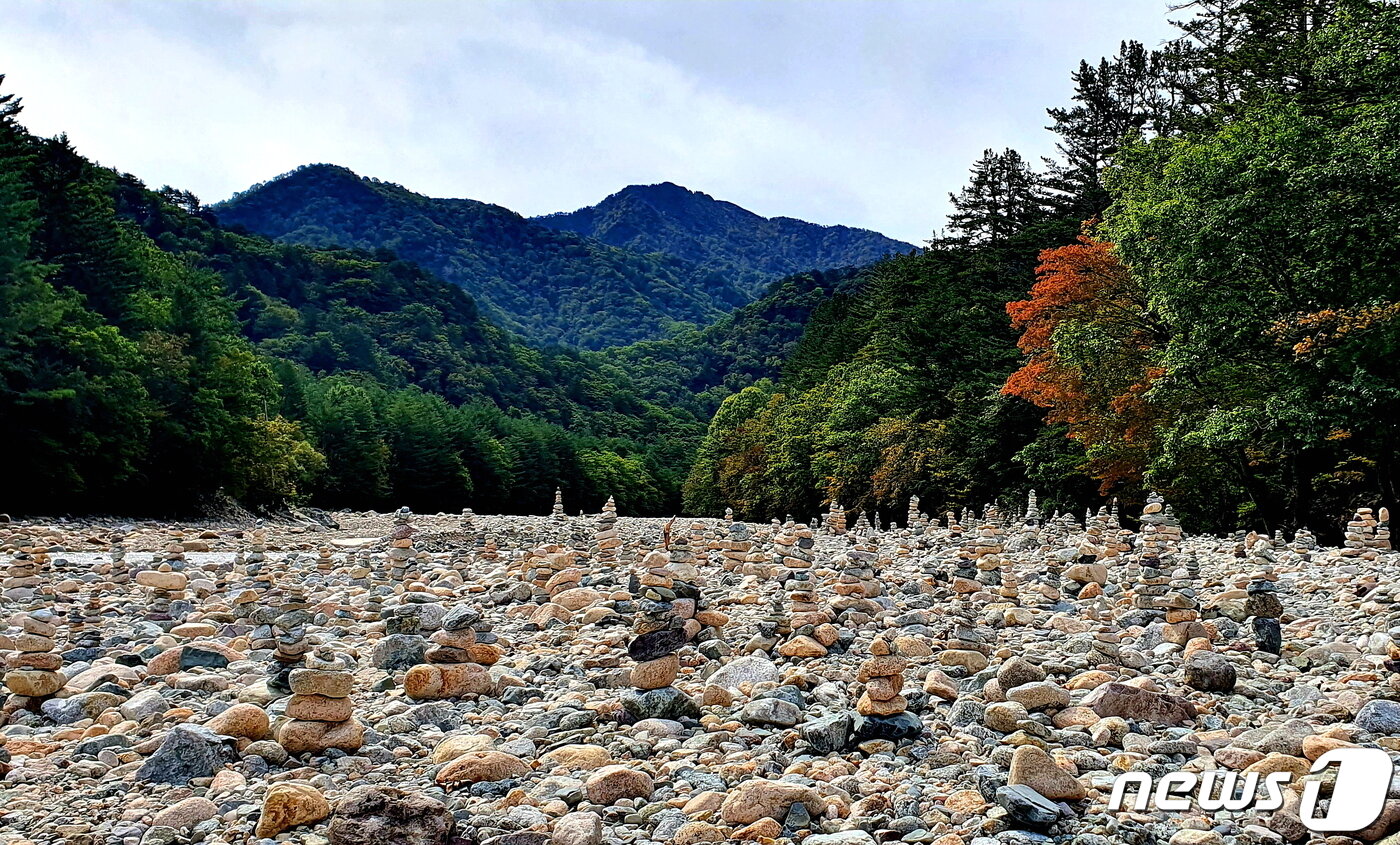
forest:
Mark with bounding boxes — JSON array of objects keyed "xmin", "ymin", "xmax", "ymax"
[{"xmin": 2, "ymin": 0, "xmax": 1397, "ymax": 540}]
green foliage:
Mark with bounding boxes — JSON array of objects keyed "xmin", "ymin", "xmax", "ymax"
[
  {"xmin": 214, "ymin": 165, "xmax": 750, "ymax": 349},
  {"xmin": 535, "ymin": 182, "xmax": 914, "ymax": 299}
]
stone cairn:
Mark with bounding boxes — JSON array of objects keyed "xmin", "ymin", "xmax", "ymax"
[
  {"xmin": 246, "ymin": 525, "xmax": 268, "ymax": 571},
  {"xmin": 775, "ymin": 524, "xmax": 832, "ymax": 658},
  {"xmin": 830, "ymin": 537, "xmax": 883, "ymax": 624},
  {"xmin": 3, "ymin": 552, "xmax": 42, "ymax": 601},
  {"xmin": 593, "ymin": 497, "xmax": 620, "ymax": 568},
  {"xmin": 906, "ymin": 496, "xmax": 921, "ymax": 532},
  {"xmin": 1244, "ymin": 537, "xmax": 1283, "ymax": 655},
  {"xmin": 268, "ymin": 579, "xmax": 312, "ymax": 695},
  {"xmin": 551, "ymin": 488, "xmax": 567, "ymax": 522},
  {"xmin": 852, "ymin": 633, "xmax": 922, "ymax": 745},
  {"xmin": 622, "ymin": 541, "xmax": 701, "ymax": 721},
  {"xmin": 4, "ymin": 606, "xmax": 64, "ymax": 707},
  {"xmin": 107, "ymin": 539, "xmax": 130, "ymax": 585},
  {"xmin": 1123, "ymin": 493, "xmax": 1176, "ymax": 625},
  {"xmin": 277, "ymin": 645, "xmax": 364, "ymax": 755},
  {"xmin": 405, "ymin": 605, "xmax": 495, "ymax": 700},
  {"xmin": 1377, "ymin": 507, "xmax": 1393, "ymax": 552},
  {"xmin": 137, "ymin": 563, "xmax": 187, "ymax": 631},
  {"xmin": 825, "ymin": 502, "xmax": 848, "ymax": 535},
  {"xmin": 386, "ymin": 507, "xmax": 418, "ymax": 584}
]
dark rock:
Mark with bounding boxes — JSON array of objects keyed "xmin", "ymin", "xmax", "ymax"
[
  {"xmin": 1184, "ymin": 651, "xmax": 1237, "ymax": 693},
  {"xmin": 619, "ymin": 686, "xmax": 700, "ymax": 721},
  {"xmin": 799, "ymin": 712, "xmax": 853, "ymax": 753},
  {"xmin": 179, "ymin": 645, "xmax": 231, "ymax": 670},
  {"xmin": 328, "ymin": 785, "xmax": 455, "ymax": 845},
  {"xmin": 852, "ymin": 712, "xmax": 924, "ymax": 743},
  {"xmin": 135, "ymin": 725, "xmax": 237, "ymax": 784},
  {"xmin": 1252, "ymin": 617, "xmax": 1282, "ymax": 655},
  {"xmin": 628, "ymin": 629, "xmax": 689, "ymax": 662},
  {"xmin": 996, "ymin": 785, "xmax": 1061, "ymax": 828},
  {"xmin": 371, "ymin": 634, "xmax": 427, "ymax": 671}
]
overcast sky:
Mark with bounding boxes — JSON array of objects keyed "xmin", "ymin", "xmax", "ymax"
[{"xmin": 4, "ymin": 1, "xmax": 1178, "ymax": 244}]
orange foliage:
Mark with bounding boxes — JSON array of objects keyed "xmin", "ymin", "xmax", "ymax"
[{"xmin": 1003, "ymin": 232, "xmax": 1160, "ymax": 493}]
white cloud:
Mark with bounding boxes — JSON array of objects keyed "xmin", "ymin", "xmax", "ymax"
[{"xmin": 2, "ymin": 0, "xmax": 1177, "ymax": 244}]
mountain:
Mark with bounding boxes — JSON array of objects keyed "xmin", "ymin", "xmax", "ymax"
[
  {"xmin": 534, "ymin": 182, "xmax": 916, "ymax": 297},
  {"xmin": 212, "ymin": 165, "xmax": 750, "ymax": 350}
]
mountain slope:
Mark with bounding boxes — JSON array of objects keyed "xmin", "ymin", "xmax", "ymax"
[
  {"xmin": 535, "ymin": 182, "xmax": 916, "ymax": 297},
  {"xmin": 212, "ymin": 165, "xmax": 749, "ymax": 349}
]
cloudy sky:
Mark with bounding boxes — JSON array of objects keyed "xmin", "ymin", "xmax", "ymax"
[{"xmin": 5, "ymin": 1, "xmax": 1177, "ymax": 244}]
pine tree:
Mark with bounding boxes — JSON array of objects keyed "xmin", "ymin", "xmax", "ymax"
[{"xmin": 943, "ymin": 149, "xmax": 1050, "ymax": 245}]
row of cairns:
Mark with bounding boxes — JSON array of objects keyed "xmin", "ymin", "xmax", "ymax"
[
  {"xmin": 1344, "ymin": 507, "xmax": 1393, "ymax": 556},
  {"xmin": 276, "ymin": 645, "xmax": 365, "ymax": 755},
  {"xmin": 404, "ymin": 605, "xmax": 499, "ymax": 700}
]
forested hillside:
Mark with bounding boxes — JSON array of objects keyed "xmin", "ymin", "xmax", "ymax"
[
  {"xmin": 535, "ymin": 182, "xmax": 913, "ymax": 298},
  {"xmin": 687, "ymin": 0, "xmax": 1400, "ymax": 538},
  {"xmin": 212, "ymin": 165, "xmax": 752, "ymax": 350},
  {"xmin": 0, "ymin": 87, "xmax": 725, "ymax": 516},
  {"xmin": 4, "ymin": 0, "xmax": 1398, "ymax": 539}
]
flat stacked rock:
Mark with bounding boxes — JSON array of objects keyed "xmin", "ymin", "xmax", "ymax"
[
  {"xmin": 4, "ymin": 607, "xmax": 65, "ymax": 707},
  {"xmin": 277, "ymin": 646, "xmax": 365, "ymax": 755},
  {"xmin": 551, "ymin": 488, "xmax": 567, "ymax": 522}
]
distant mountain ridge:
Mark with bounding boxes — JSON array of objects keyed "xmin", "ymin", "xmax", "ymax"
[
  {"xmin": 214, "ymin": 166, "xmax": 912, "ymax": 349},
  {"xmin": 535, "ymin": 182, "xmax": 916, "ymax": 297},
  {"xmin": 213, "ymin": 164, "xmax": 748, "ymax": 349}
]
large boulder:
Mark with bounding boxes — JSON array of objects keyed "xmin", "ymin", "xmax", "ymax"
[
  {"xmin": 328, "ymin": 785, "xmax": 455, "ymax": 845},
  {"xmin": 135, "ymin": 725, "xmax": 238, "ymax": 785},
  {"xmin": 1083, "ymin": 682, "xmax": 1196, "ymax": 725}
]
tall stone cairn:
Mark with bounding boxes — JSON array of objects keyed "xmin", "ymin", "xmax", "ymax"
[
  {"xmin": 1244, "ymin": 537, "xmax": 1283, "ymax": 655},
  {"xmin": 907, "ymin": 496, "xmax": 921, "ymax": 532},
  {"xmin": 108, "ymin": 540, "xmax": 130, "ymax": 585},
  {"xmin": 826, "ymin": 502, "xmax": 848, "ymax": 535},
  {"xmin": 551, "ymin": 488, "xmax": 567, "ymax": 522},
  {"xmin": 268, "ymin": 579, "xmax": 312, "ymax": 695},
  {"xmin": 776, "ymin": 524, "xmax": 832, "ymax": 658},
  {"xmin": 622, "ymin": 545, "xmax": 700, "ymax": 721},
  {"xmin": 4, "ymin": 607, "xmax": 65, "ymax": 706},
  {"xmin": 593, "ymin": 496, "xmax": 620, "ymax": 567},
  {"xmin": 387, "ymin": 507, "xmax": 416, "ymax": 583},
  {"xmin": 277, "ymin": 646, "xmax": 365, "ymax": 755}
]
